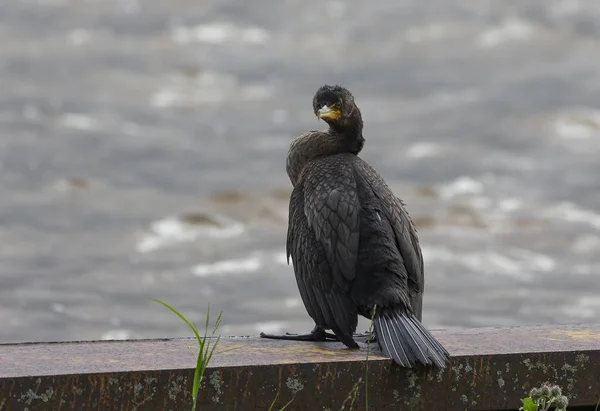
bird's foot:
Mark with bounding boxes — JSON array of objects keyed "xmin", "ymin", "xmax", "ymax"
[
  {"xmin": 260, "ymin": 326, "xmax": 339, "ymax": 342},
  {"xmin": 353, "ymin": 331, "xmax": 377, "ymax": 344}
]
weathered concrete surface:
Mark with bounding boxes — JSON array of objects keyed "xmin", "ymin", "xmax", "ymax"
[{"xmin": 1, "ymin": 324, "xmax": 600, "ymax": 410}]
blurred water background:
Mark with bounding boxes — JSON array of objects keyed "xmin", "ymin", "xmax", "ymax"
[{"xmin": 1, "ymin": 0, "xmax": 600, "ymax": 343}]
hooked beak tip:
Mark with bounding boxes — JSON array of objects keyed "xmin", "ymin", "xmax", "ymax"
[{"xmin": 317, "ymin": 105, "xmax": 340, "ymax": 121}]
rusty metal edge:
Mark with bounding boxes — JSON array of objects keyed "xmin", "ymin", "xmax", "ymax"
[{"xmin": 1, "ymin": 323, "xmax": 599, "ymax": 411}]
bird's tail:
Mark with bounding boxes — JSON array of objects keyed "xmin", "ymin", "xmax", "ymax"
[{"xmin": 374, "ymin": 311, "xmax": 449, "ymax": 368}]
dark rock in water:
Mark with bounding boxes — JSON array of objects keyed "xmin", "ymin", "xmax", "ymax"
[
  {"xmin": 209, "ymin": 191, "xmax": 247, "ymax": 204},
  {"xmin": 269, "ymin": 188, "xmax": 292, "ymax": 200},
  {"xmin": 411, "ymin": 215, "xmax": 436, "ymax": 229},
  {"xmin": 447, "ymin": 204, "xmax": 486, "ymax": 228},
  {"xmin": 256, "ymin": 205, "xmax": 286, "ymax": 223},
  {"xmin": 414, "ymin": 186, "xmax": 438, "ymax": 198},
  {"xmin": 68, "ymin": 177, "xmax": 90, "ymax": 189},
  {"xmin": 179, "ymin": 211, "xmax": 221, "ymax": 227}
]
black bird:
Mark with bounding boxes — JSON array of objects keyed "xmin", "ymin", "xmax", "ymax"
[{"xmin": 261, "ymin": 85, "xmax": 449, "ymax": 368}]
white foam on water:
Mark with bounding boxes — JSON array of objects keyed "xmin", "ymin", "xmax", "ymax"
[
  {"xmin": 406, "ymin": 142, "xmax": 441, "ymax": 159},
  {"xmin": 427, "ymin": 89, "xmax": 481, "ymax": 108},
  {"xmin": 136, "ymin": 215, "xmax": 244, "ymax": 254},
  {"xmin": 192, "ymin": 255, "xmax": 261, "ymax": 277},
  {"xmin": 424, "ymin": 246, "xmax": 556, "ymax": 281},
  {"xmin": 284, "ymin": 298, "xmax": 301, "ymax": 308},
  {"xmin": 253, "ymin": 321, "xmax": 288, "ymax": 334},
  {"xmin": 273, "ymin": 251, "xmax": 289, "ymax": 266},
  {"xmin": 553, "ymin": 109, "xmax": 600, "ymax": 140},
  {"xmin": 101, "ymin": 329, "xmax": 132, "ymax": 340},
  {"xmin": 239, "ymin": 84, "xmax": 273, "ymax": 101},
  {"xmin": 151, "ymin": 70, "xmax": 236, "ymax": 107},
  {"xmin": 151, "ymin": 70, "xmax": 273, "ymax": 108},
  {"xmin": 439, "ymin": 176, "xmax": 484, "ymax": 198},
  {"xmin": 562, "ymin": 296, "xmax": 600, "ymax": 319},
  {"xmin": 121, "ymin": 122, "xmax": 145, "ymax": 137},
  {"xmin": 67, "ymin": 29, "xmax": 93, "ymax": 46},
  {"xmin": 150, "ymin": 89, "xmax": 181, "ymax": 108},
  {"xmin": 508, "ymin": 248, "xmax": 556, "ymax": 272},
  {"xmin": 572, "ymin": 234, "xmax": 600, "ymax": 253},
  {"xmin": 171, "ymin": 22, "xmax": 270, "ymax": 45},
  {"xmin": 22, "ymin": 104, "xmax": 41, "ymax": 121},
  {"xmin": 572, "ymin": 264, "xmax": 597, "ymax": 275},
  {"xmin": 497, "ymin": 198, "xmax": 523, "ymax": 213},
  {"xmin": 554, "ymin": 118, "xmax": 595, "ymax": 140},
  {"xmin": 476, "ymin": 18, "xmax": 535, "ymax": 48},
  {"xmin": 469, "ymin": 196, "xmax": 494, "ymax": 210},
  {"xmin": 60, "ymin": 113, "xmax": 98, "ymax": 130},
  {"xmin": 544, "ymin": 202, "xmax": 600, "ymax": 230},
  {"xmin": 51, "ymin": 303, "xmax": 65, "ymax": 313}
]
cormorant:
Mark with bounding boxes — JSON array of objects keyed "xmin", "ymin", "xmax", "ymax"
[{"xmin": 261, "ymin": 85, "xmax": 449, "ymax": 368}]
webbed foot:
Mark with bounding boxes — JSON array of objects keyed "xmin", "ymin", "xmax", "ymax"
[{"xmin": 260, "ymin": 326, "xmax": 338, "ymax": 342}]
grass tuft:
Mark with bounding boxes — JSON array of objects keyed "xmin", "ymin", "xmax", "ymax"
[
  {"xmin": 152, "ymin": 298, "xmax": 222, "ymax": 411},
  {"xmin": 340, "ymin": 377, "xmax": 362, "ymax": 411},
  {"xmin": 365, "ymin": 304, "xmax": 377, "ymax": 411},
  {"xmin": 267, "ymin": 392, "xmax": 294, "ymax": 411}
]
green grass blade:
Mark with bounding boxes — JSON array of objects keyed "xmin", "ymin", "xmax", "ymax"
[
  {"xmin": 205, "ymin": 304, "xmax": 211, "ymax": 338},
  {"xmin": 268, "ymin": 392, "xmax": 294, "ymax": 411},
  {"xmin": 279, "ymin": 398, "xmax": 294, "ymax": 410},
  {"xmin": 151, "ymin": 298, "xmax": 203, "ymax": 343},
  {"xmin": 365, "ymin": 304, "xmax": 377, "ymax": 411},
  {"xmin": 267, "ymin": 393, "xmax": 279, "ymax": 411},
  {"xmin": 152, "ymin": 298, "xmax": 222, "ymax": 411},
  {"xmin": 340, "ymin": 377, "xmax": 362, "ymax": 411},
  {"xmin": 151, "ymin": 298, "xmax": 203, "ymax": 411},
  {"xmin": 212, "ymin": 311, "xmax": 223, "ymax": 336}
]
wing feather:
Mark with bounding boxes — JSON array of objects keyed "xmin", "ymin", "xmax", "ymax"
[
  {"xmin": 353, "ymin": 158, "xmax": 425, "ymax": 319},
  {"xmin": 286, "ymin": 159, "xmax": 360, "ymax": 338}
]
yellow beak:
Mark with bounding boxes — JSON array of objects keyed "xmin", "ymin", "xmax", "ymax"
[{"xmin": 317, "ymin": 105, "xmax": 341, "ymax": 121}]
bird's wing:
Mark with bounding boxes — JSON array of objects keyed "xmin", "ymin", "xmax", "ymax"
[
  {"xmin": 302, "ymin": 156, "xmax": 361, "ymax": 291},
  {"xmin": 287, "ymin": 182, "xmax": 358, "ymax": 337},
  {"xmin": 355, "ymin": 158, "xmax": 424, "ymax": 320}
]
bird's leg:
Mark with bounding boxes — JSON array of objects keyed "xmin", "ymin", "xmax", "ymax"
[
  {"xmin": 260, "ymin": 325, "xmax": 339, "ymax": 342},
  {"xmin": 353, "ymin": 330, "xmax": 377, "ymax": 344}
]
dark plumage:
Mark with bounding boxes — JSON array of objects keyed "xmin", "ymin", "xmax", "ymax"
[{"xmin": 261, "ymin": 85, "xmax": 449, "ymax": 368}]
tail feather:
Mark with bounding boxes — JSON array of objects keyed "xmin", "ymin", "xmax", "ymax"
[
  {"xmin": 376, "ymin": 316, "xmax": 411, "ymax": 366},
  {"xmin": 374, "ymin": 312, "xmax": 449, "ymax": 369}
]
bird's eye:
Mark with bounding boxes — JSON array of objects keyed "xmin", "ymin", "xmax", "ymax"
[{"xmin": 331, "ymin": 102, "xmax": 340, "ymax": 109}]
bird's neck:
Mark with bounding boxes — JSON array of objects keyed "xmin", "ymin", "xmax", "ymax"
[
  {"xmin": 286, "ymin": 109, "xmax": 364, "ymax": 186},
  {"xmin": 328, "ymin": 106, "xmax": 364, "ymax": 155}
]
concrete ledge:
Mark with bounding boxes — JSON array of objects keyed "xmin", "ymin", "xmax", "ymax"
[{"xmin": 1, "ymin": 324, "xmax": 600, "ymax": 410}]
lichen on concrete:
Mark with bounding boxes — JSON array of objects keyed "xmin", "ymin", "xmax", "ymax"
[
  {"xmin": 403, "ymin": 370, "xmax": 423, "ymax": 407},
  {"xmin": 18, "ymin": 387, "xmax": 54, "ymax": 406},
  {"xmin": 210, "ymin": 371, "xmax": 223, "ymax": 403},
  {"xmin": 451, "ymin": 363, "xmax": 464, "ymax": 382},
  {"xmin": 135, "ymin": 382, "xmax": 144, "ymax": 396},
  {"xmin": 168, "ymin": 376, "xmax": 184, "ymax": 401},
  {"xmin": 286, "ymin": 374, "xmax": 305, "ymax": 395}
]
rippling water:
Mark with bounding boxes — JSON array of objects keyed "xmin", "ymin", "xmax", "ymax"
[{"xmin": 1, "ymin": 0, "xmax": 600, "ymax": 343}]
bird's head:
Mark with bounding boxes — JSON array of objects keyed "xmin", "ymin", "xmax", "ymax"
[{"xmin": 312, "ymin": 85, "xmax": 357, "ymax": 127}]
